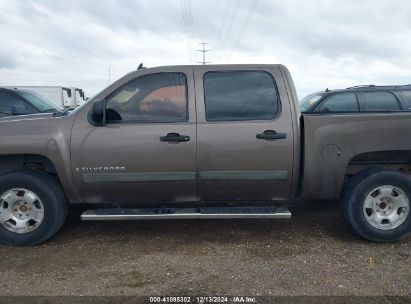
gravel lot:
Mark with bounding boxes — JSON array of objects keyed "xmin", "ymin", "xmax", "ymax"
[{"xmin": 0, "ymin": 200, "xmax": 410, "ymax": 297}]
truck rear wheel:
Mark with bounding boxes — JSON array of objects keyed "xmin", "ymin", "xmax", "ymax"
[
  {"xmin": 342, "ymin": 167, "xmax": 411, "ymax": 242},
  {"xmin": 0, "ymin": 170, "xmax": 67, "ymax": 245}
]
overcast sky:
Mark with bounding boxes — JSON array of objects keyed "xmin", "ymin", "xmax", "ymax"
[{"xmin": 0, "ymin": 0, "xmax": 410, "ymax": 98}]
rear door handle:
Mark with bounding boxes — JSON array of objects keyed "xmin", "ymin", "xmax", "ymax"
[
  {"xmin": 256, "ymin": 130, "xmax": 287, "ymax": 141},
  {"xmin": 160, "ymin": 133, "xmax": 190, "ymax": 142}
]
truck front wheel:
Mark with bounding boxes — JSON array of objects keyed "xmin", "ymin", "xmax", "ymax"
[
  {"xmin": 342, "ymin": 167, "xmax": 411, "ymax": 242},
  {"xmin": 0, "ymin": 170, "xmax": 67, "ymax": 245}
]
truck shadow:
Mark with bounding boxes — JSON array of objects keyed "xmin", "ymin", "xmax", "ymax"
[{"xmin": 2, "ymin": 200, "xmax": 409, "ymax": 288}]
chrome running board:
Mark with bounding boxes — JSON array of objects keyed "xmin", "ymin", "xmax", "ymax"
[{"xmin": 81, "ymin": 206, "xmax": 291, "ymax": 221}]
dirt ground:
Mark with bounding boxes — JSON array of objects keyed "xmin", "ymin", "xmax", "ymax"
[{"xmin": 0, "ymin": 200, "xmax": 410, "ymax": 297}]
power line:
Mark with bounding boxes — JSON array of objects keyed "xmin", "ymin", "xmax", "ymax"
[
  {"xmin": 179, "ymin": 0, "xmax": 193, "ymax": 62},
  {"xmin": 186, "ymin": 0, "xmax": 194, "ymax": 41},
  {"xmin": 185, "ymin": 0, "xmax": 197, "ymax": 61},
  {"xmin": 184, "ymin": 0, "xmax": 194, "ymax": 42},
  {"xmin": 214, "ymin": 0, "xmax": 232, "ymax": 59},
  {"xmin": 217, "ymin": 0, "xmax": 240, "ymax": 60},
  {"xmin": 196, "ymin": 42, "xmax": 212, "ymax": 65},
  {"xmin": 190, "ymin": 0, "xmax": 197, "ymax": 45},
  {"xmin": 228, "ymin": 0, "xmax": 259, "ymax": 60},
  {"xmin": 180, "ymin": 0, "xmax": 190, "ymax": 61}
]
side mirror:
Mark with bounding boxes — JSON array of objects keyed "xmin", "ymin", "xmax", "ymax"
[{"xmin": 88, "ymin": 99, "xmax": 105, "ymax": 126}]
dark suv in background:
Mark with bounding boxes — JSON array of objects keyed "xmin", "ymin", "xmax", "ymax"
[
  {"xmin": 0, "ymin": 87, "xmax": 63, "ymax": 118},
  {"xmin": 300, "ymin": 85, "xmax": 411, "ymax": 113}
]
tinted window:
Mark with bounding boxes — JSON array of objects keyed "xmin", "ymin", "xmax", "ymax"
[
  {"xmin": 106, "ymin": 73, "xmax": 187, "ymax": 122},
  {"xmin": 300, "ymin": 93, "xmax": 324, "ymax": 112},
  {"xmin": 0, "ymin": 92, "xmax": 35, "ymax": 117},
  {"xmin": 17, "ymin": 91, "xmax": 62, "ymax": 112},
  {"xmin": 203, "ymin": 71, "xmax": 279, "ymax": 121},
  {"xmin": 317, "ymin": 93, "xmax": 359, "ymax": 112},
  {"xmin": 401, "ymin": 90, "xmax": 411, "ymax": 111},
  {"xmin": 363, "ymin": 91, "xmax": 401, "ymax": 111}
]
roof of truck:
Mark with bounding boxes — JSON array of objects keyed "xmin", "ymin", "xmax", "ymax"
[
  {"xmin": 129, "ymin": 63, "xmax": 287, "ymax": 73},
  {"xmin": 122, "ymin": 63, "xmax": 289, "ymax": 79}
]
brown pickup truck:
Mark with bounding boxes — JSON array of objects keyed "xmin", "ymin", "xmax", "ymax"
[{"xmin": 0, "ymin": 64, "xmax": 410, "ymax": 245}]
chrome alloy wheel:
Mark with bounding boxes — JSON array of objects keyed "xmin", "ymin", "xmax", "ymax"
[
  {"xmin": 363, "ymin": 185, "xmax": 410, "ymax": 230},
  {"xmin": 0, "ymin": 188, "xmax": 44, "ymax": 234}
]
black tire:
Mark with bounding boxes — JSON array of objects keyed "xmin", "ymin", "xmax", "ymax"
[
  {"xmin": 342, "ymin": 167, "xmax": 411, "ymax": 242},
  {"xmin": 0, "ymin": 170, "xmax": 68, "ymax": 245}
]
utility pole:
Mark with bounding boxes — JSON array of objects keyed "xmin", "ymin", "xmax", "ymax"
[{"xmin": 196, "ymin": 42, "xmax": 212, "ymax": 65}]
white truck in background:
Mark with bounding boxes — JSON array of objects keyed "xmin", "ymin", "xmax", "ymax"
[
  {"xmin": 3, "ymin": 86, "xmax": 87, "ymax": 109},
  {"xmin": 72, "ymin": 88, "xmax": 88, "ymax": 107}
]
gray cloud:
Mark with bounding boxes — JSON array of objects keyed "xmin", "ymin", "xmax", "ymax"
[
  {"xmin": 0, "ymin": 51, "xmax": 16, "ymax": 69},
  {"xmin": 0, "ymin": 0, "xmax": 410, "ymax": 98}
]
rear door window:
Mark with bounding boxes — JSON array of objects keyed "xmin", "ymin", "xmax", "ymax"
[
  {"xmin": 317, "ymin": 93, "xmax": 359, "ymax": 112},
  {"xmin": 363, "ymin": 91, "xmax": 401, "ymax": 111},
  {"xmin": 203, "ymin": 71, "xmax": 280, "ymax": 121}
]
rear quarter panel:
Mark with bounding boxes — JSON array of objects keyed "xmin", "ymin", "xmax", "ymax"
[{"xmin": 301, "ymin": 112, "xmax": 411, "ymax": 199}]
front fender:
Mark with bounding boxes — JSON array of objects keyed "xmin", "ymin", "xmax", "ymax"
[{"xmin": 0, "ymin": 114, "xmax": 80, "ymax": 202}]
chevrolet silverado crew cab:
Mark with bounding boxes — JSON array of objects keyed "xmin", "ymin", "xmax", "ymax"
[{"xmin": 0, "ymin": 64, "xmax": 410, "ymax": 245}]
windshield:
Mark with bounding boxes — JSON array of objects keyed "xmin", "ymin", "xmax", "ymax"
[
  {"xmin": 299, "ymin": 93, "xmax": 324, "ymax": 112},
  {"xmin": 16, "ymin": 91, "xmax": 64, "ymax": 113}
]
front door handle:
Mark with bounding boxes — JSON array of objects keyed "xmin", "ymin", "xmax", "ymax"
[
  {"xmin": 256, "ymin": 130, "xmax": 287, "ymax": 141},
  {"xmin": 160, "ymin": 133, "xmax": 190, "ymax": 142}
]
